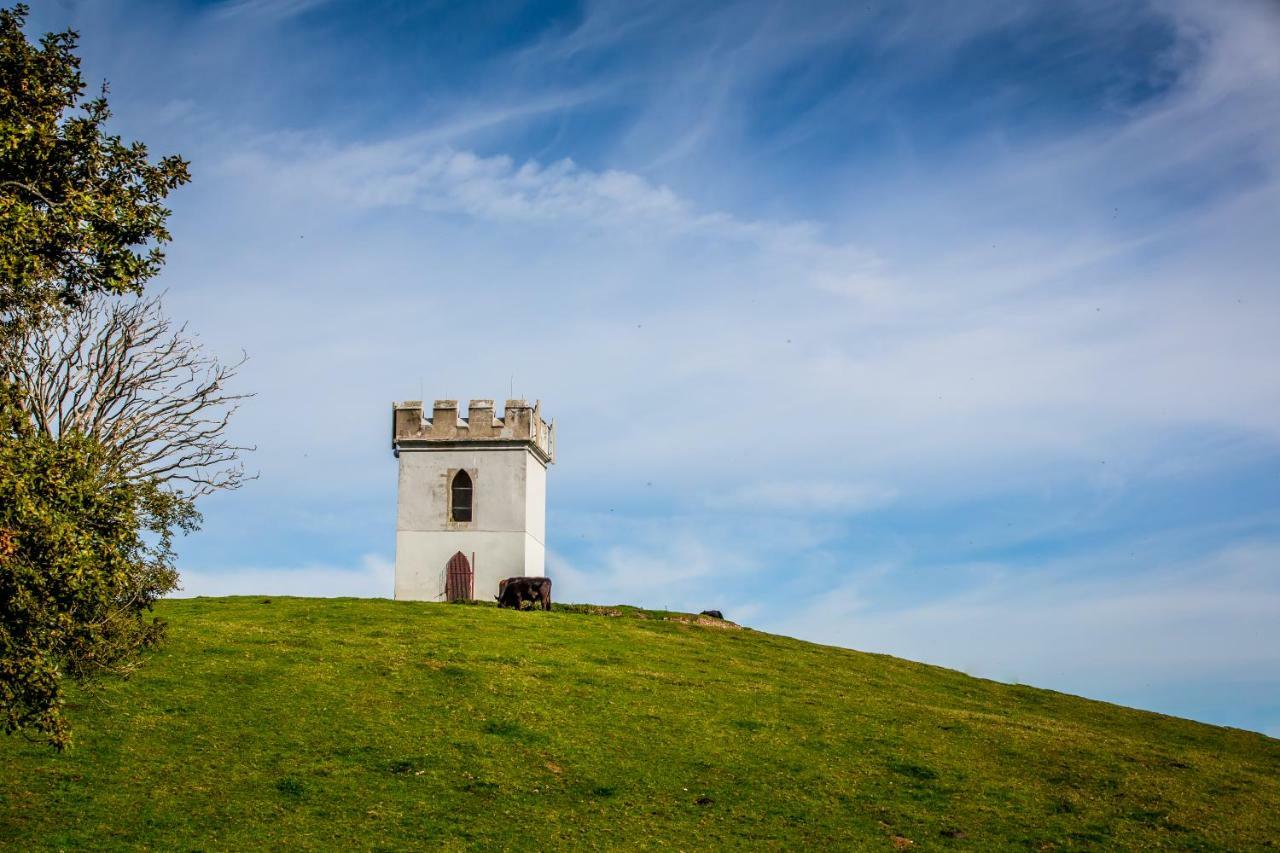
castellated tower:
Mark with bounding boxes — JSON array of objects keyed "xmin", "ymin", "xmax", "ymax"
[{"xmin": 391, "ymin": 398, "xmax": 555, "ymax": 601}]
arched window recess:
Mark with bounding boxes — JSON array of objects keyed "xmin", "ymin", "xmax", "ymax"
[{"xmin": 451, "ymin": 470, "xmax": 473, "ymax": 522}]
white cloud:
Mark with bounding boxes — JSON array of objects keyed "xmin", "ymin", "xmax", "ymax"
[
  {"xmin": 220, "ymin": 137, "xmax": 880, "ymax": 283},
  {"xmin": 47, "ymin": 0, "xmax": 1280, "ymax": 732},
  {"xmin": 545, "ymin": 507, "xmax": 840, "ymax": 618},
  {"xmin": 211, "ymin": 0, "xmax": 335, "ymax": 22},
  {"xmin": 195, "ymin": 0, "xmax": 1280, "ymax": 491},
  {"xmin": 706, "ymin": 481, "xmax": 896, "ymax": 514},
  {"xmin": 174, "ymin": 553, "xmax": 394, "ymax": 598},
  {"xmin": 550, "ymin": 522, "xmax": 758, "ymax": 609},
  {"xmin": 767, "ymin": 540, "xmax": 1280, "ymax": 694}
]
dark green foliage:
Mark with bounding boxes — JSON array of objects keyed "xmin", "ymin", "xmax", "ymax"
[
  {"xmin": 0, "ymin": 3, "xmax": 189, "ymax": 329},
  {"xmin": 0, "ymin": 417, "xmax": 193, "ymax": 748},
  {"xmin": 0, "ymin": 3, "xmax": 195, "ymax": 750},
  {"xmin": 1, "ymin": 597, "xmax": 1276, "ymax": 848}
]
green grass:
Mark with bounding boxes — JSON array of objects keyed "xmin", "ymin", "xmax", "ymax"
[{"xmin": 2, "ymin": 597, "xmax": 1278, "ymax": 850}]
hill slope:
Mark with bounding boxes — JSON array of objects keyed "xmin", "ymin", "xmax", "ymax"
[{"xmin": 1, "ymin": 597, "xmax": 1277, "ymax": 850}]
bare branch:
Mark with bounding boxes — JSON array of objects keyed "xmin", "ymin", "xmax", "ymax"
[{"xmin": 1, "ymin": 294, "xmax": 255, "ymax": 497}]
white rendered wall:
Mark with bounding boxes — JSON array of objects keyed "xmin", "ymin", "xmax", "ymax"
[
  {"xmin": 394, "ymin": 446, "xmax": 547, "ymax": 601},
  {"xmin": 524, "ymin": 452, "xmax": 547, "ymax": 546},
  {"xmin": 394, "ymin": 531, "xmax": 538, "ymax": 601}
]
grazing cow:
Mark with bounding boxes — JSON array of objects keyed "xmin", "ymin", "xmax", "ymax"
[
  {"xmin": 496, "ymin": 578, "xmax": 520, "ymax": 607},
  {"xmin": 496, "ymin": 577, "xmax": 534, "ymax": 603},
  {"xmin": 497, "ymin": 577, "xmax": 552, "ymax": 611},
  {"xmin": 699, "ymin": 610, "xmax": 724, "ymax": 620}
]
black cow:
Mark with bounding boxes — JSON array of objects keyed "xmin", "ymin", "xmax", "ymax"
[{"xmin": 497, "ymin": 577, "xmax": 552, "ymax": 611}]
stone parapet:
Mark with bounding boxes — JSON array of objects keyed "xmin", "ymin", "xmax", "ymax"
[{"xmin": 392, "ymin": 398, "xmax": 555, "ymax": 463}]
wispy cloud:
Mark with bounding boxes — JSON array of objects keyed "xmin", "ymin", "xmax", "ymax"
[
  {"xmin": 768, "ymin": 538, "xmax": 1280, "ymax": 721},
  {"xmin": 220, "ymin": 136, "xmax": 871, "ymax": 266},
  {"xmin": 210, "ymin": 0, "xmax": 335, "ymax": 22},
  {"xmin": 175, "ymin": 553, "xmax": 394, "ymax": 598},
  {"xmin": 35, "ymin": 0, "xmax": 1280, "ymax": 733},
  {"xmin": 706, "ymin": 481, "xmax": 896, "ymax": 515}
]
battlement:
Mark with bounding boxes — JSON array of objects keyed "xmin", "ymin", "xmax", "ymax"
[{"xmin": 391, "ymin": 398, "xmax": 555, "ymax": 463}]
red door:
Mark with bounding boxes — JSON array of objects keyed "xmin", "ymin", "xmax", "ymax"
[{"xmin": 444, "ymin": 551, "xmax": 473, "ymax": 601}]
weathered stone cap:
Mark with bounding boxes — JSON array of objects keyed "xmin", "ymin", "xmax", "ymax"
[{"xmin": 391, "ymin": 398, "xmax": 555, "ymax": 463}]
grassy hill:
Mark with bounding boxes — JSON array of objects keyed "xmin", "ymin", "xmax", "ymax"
[{"xmin": 1, "ymin": 598, "xmax": 1277, "ymax": 850}]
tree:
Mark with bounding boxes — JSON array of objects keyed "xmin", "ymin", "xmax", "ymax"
[
  {"xmin": 0, "ymin": 5, "xmax": 206, "ymax": 748},
  {"xmin": 4, "ymin": 294, "xmax": 253, "ymax": 497},
  {"xmin": 0, "ymin": 420, "xmax": 194, "ymax": 749},
  {"xmin": 0, "ymin": 3, "xmax": 189, "ymax": 330}
]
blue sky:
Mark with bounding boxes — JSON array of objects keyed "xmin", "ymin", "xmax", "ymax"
[{"xmin": 29, "ymin": 0, "xmax": 1280, "ymax": 735}]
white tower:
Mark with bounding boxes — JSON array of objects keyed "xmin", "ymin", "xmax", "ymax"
[{"xmin": 391, "ymin": 398, "xmax": 555, "ymax": 601}]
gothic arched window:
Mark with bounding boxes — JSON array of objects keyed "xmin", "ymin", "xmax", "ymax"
[{"xmin": 450, "ymin": 470, "xmax": 473, "ymax": 522}]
